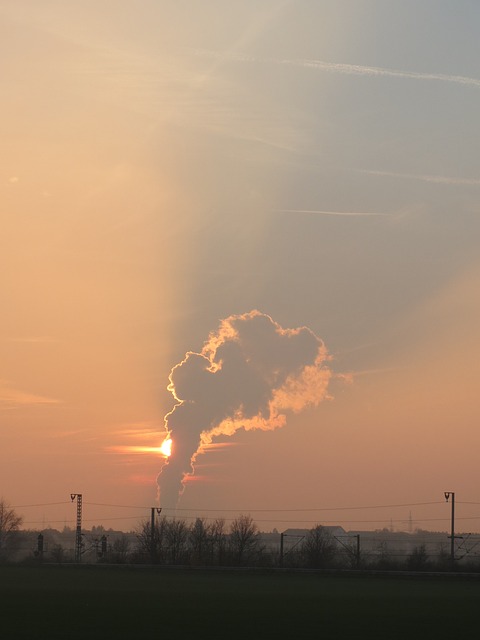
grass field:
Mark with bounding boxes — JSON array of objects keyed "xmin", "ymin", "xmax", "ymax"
[{"xmin": 1, "ymin": 565, "xmax": 480, "ymax": 639}]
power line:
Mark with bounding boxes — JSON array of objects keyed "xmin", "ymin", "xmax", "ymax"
[
  {"xmin": 11, "ymin": 501, "xmax": 70, "ymax": 508},
  {"xmin": 85, "ymin": 502, "xmax": 150, "ymax": 510},
  {"xmin": 149, "ymin": 501, "xmax": 445, "ymax": 513},
  {"xmin": 11, "ymin": 499, "xmax": 445, "ymax": 513},
  {"xmin": 22, "ymin": 511, "xmax": 480, "ymax": 528},
  {"xmin": 22, "ymin": 515, "xmax": 143, "ymax": 525},
  {"xmin": 12, "ymin": 498, "xmax": 480, "ymax": 533}
]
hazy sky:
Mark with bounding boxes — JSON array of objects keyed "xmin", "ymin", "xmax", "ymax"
[{"xmin": 2, "ymin": 0, "xmax": 480, "ymax": 534}]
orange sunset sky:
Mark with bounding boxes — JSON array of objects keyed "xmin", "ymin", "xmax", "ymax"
[{"xmin": 2, "ymin": 0, "xmax": 480, "ymax": 534}]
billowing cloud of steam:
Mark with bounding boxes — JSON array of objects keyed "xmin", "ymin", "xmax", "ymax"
[{"xmin": 157, "ymin": 310, "xmax": 332, "ymax": 507}]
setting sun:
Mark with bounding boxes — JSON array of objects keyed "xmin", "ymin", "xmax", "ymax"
[
  {"xmin": 160, "ymin": 438, "xmax": 172, "ymax": 458},
  {"xmin": 107, "ymin": 436, "xmax": 172, "ymax": 458}
]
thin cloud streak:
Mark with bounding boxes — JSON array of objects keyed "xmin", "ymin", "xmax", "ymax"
[
  {"xmin": 280, "ymin": 58, "xmax": 480, "ymax": 88},
  {"xmin": 111, "ymin": 423, "xmax": 162, "ymax": 439},
  {"xmin": 346, "ymin": 367, "xmax": 407, "ymax": 378},
  {"xmin": 361, "ymin": 169, "xmax": 480, "ymax": 186},
  {"xmin": 0, "ymin": 381, "xmax": 61, "ymax": 408},
  {"xmin": 194, "ymin": 49, "xmax": 480, "ymax": 89},
  {"xmin": 274, "ymin": 208, "xmax": 390, "ymax": 217},
  {"xmin": 6, "ymin": 337, "xmax": 59, "ymax": 344}
]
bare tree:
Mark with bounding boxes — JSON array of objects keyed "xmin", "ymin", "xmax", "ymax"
[
  {"xmin": 0, "ymin": 499, "xmax": 23, "ymax": 561},
  {"xmin": 229, "ymin": 514, "xmax": 261, "ymax": 566},
  {"xmin": 374, "ymin": 540, "xmax": 398, "ymax": 570},
  {"xmin": 189, "ymin": 518, "xmax": 209, "ymax": 565},
  {"xmin": 135, "ymin": 520, "xmax": 153, "ymax": 562},
  {"xmin": 50, "ymin": 543, "xmax": 66, "ymax": 564},
  {"xmin": 136, "ymin": 516, "xmax": 168, "ymax": 563},
  {"xmin": 110, "ymin": 534, "xmax": 131, "ymax": 564},
  {"xmin": 208, "ymin": 518, "xmax": 226, "ymax": 565},
  {"xmin": 301, "ymin": 525, "xmax": 337, "ymax": 569},
  {"xmin": 406, "ymin": 544, "xmax": 429, "ymax": 571},
  {"xmin": 188, "ymin": 517, "xmax": 227, "ymax": 566},
  {"xmin": 166, "ymin": 519, "xmax": 189, "ymax": 564}
]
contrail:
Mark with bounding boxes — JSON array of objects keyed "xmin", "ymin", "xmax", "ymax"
[
  {"xmin": 274, "ymin": 208, "xmax": 390, "ymax": 217},
  {"xmin": 194, "ymin": 49, "xmax": 480, "ymax": 89},
  {"xmin": 157, "ymin": 310, "xmax": 332, "ymax": 508},
  {"xmin": 279, "ymin": 58, "xmax": 480, "ymax": 88},
  {"xmin": 361, "ymin": 169, "xmax": 480, "ymax": 186}
]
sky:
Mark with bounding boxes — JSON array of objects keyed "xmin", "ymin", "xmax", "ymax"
[{"xmin": 1, "ymin": 0, "xmax": 480, "ymax": 535}]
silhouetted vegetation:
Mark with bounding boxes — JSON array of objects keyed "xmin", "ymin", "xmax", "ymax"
[
  {"xmin": 228, "ymin": 514, "xmax": 263, "ymax": 565},
  {"xmin": 0, "ymin": 499, "xmax": 23, "ymax": 562},
  {"xmin": 301, "ymin": 525, "xmax": 338, "ymax": 569},
  {"xmin": 7, "ymin": 510, "xmax": 480, "ymax": 573}
]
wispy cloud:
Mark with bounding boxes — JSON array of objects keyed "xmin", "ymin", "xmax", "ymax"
[
  {"xmin": 279, "ymin": 58, "xmax": 480, "ymax": 89},
  {"xmin": 0, "ymin": 380, "xmax": 61, "ymax": 409},
  {"xmin": 111, "ymin": 422, "xmax": 165, "ymax": 440},
  {"xmin": 106, "ymin": 422, "xmax": 169, "ymax": 458},
  {"xmin": 194, "ymin": 49, "xmax": 480, "ymax": 89},
  {"xmin": 274, "ymin": 208, "xmax": 390, "ymax": 217},
  {"xmin": 346, "ymin": 367, "xmax": 406, "ymax": 377},
  {"xmin": 6, "ymin": 336, "xmax": 59, "ymax": 344},
  {"xmin": 361, "ymin": 169, "xmax": 480, "ymax": 186}
]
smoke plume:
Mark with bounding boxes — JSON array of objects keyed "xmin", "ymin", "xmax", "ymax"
[{"xmin": 157, "ymin": 310, "xmax": 332, "ymax": 507}]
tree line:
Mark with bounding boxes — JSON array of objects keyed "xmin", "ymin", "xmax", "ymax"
[{"xmin": 1, "ymin": 498, "xmax": 476, "ymax": 571}]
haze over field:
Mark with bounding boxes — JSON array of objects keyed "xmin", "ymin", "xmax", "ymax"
[{"xmin": 2, "ymin": 0, "xmax": 480, "ymax": 533}]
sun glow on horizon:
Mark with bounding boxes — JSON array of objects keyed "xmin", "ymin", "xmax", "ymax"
[
  {"xmin": 108, "ymin": 437, "xmax": 172, "ymax": 458},
  {"xmin": 159, "ymin": 437, "xmax": 172, "ymax": 458}
]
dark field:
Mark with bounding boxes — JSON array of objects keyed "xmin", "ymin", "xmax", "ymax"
[{"xmin": 1, "ymin": 565, "xmax": 479, "ymax": 639}]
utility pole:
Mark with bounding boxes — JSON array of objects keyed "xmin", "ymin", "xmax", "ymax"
[
  {"xmin": 279, "ymin": 532, "xmax": 305, "ymax": 568},
  {"xmin": 70, "ymin": 493, "xmax": 83, "ymax": 563},
  {"xmin": 444, "ymin": 491, "xmax": 456, "ymax": 567},
  {"xmin": 100, "ymin": 535, "xmax": 108, "ymax": 558},
  {"xmin": 355, "ymin": 534, "xmax": 361, "ymax": 569},
  {"xmin": 36, "ymin": 533, "xmax": 44, "ymax": 561},
  {"xmin": 150, "ymin": 507, "xmax": 162, "ymax": 562}
]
